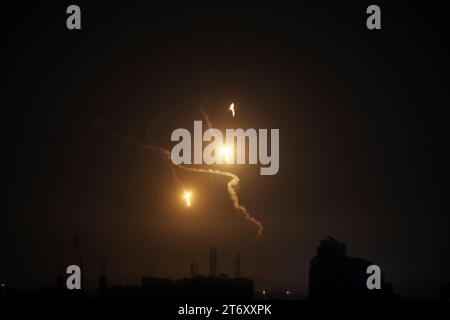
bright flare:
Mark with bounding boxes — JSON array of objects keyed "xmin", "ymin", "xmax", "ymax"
[
  {"xmin": 183, "ymin": 191, "xmax": 192, "ymax": 207},
  {"xmin": 220, "ymin": 145, "xmax": 232, "ymax": 163},
  {"xmin": 229, "ymin": 103, "xmax": 235, "ymax": 117}
]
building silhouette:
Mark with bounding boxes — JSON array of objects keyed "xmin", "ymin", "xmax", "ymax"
[
  {"xmin": 309, "ymin": 237, "xmax": 399, "ymax": 300},
  {"xmin": 93, "ymin": 247, "xmax": 253, "ymax": 301}
]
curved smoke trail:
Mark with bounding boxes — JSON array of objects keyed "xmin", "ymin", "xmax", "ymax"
[
  {"xmin": 199, "ymin": 107, "xmax": 213, "ymax": 130},
  {"xmin": 159, "ymin": 148, "xmax": 264, "ymax": 240},
  {"xmin": 197, "ymin": 107, "xmax": 263, "ymax": 239},
  {"xmin": 110, "ymin": 107, "xmax": 264, "ymax": 240}
]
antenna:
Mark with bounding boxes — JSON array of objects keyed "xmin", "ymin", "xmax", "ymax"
[
  {"xmin": 99, "ymin": 260, "xmax": 107, "ymax": 291},
  {"xmin": 235, "ymin": 252, "xmax": 241, "ymax": 278},
  {"xmin": 147, "ymin": 262, "xmax": 154, "ymax": 277},
  {"xmin": 74, "ymin": 235, "xmax": 84, "ymax": 289},
  {"xmin": 74, "ymin": 235, "xmax": 83, "ymax": 270},
  {"xmin": 190, "ymin": 260, "xmax": 197, "ymax": 278},
  {"xmin": 100, "ymin": 260, "xmax": 106, "ymax": 276},
  {"xmin": 210, "ymin": 247, "xmax": 217, "ymax": 278}
]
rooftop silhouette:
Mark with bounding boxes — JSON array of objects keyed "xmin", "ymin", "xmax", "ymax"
[{"xmin": 309, "ymin": 237, "xmax": 400, "ymax": 300}]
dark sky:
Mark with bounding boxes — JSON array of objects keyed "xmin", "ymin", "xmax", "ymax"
[{"xmin": 2, "ymin": 1, "xmax": 450, "ymax": 298}]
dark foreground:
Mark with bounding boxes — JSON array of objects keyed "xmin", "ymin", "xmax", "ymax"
[{"xmin": 2, "ymin": 299, "xmax": 449, "ymax": 319}]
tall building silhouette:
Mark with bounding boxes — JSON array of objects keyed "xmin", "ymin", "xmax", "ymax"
[{"xmin": 309, "ymin": 237, "xmax": 399, "ymax": 300}]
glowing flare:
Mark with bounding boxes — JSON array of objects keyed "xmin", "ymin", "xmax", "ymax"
[
  {"xmin": 183, "ymin": 191, "xmax": 192, "ymax": 207},
  {"xmin": 220, "ymin": 145, "xmax": 232, "ymax": 163},
  {"xmin": 229, "ymin": 103, "xmax": 235, "ymax": 117},
  {"xmin": 112, "ymin": 109, "xmax": 264, "ymax": 240}
]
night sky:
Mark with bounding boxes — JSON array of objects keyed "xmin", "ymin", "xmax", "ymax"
[{"xmin": 2, "ymin": 1, "xmax": 450, "ymax": 298}]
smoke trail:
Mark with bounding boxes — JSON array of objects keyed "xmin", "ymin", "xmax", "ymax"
[
  {"xmin": 196, "ymin": 108, "xmax": 263, "ymax": 239},
  {"xmin": 168, "ymin": 160, "xmax": 264, "ymax": 240},
  {"xmin": 109, "ymin": 131, "xmax": 184, "ymax": 189},
  {"xmin": 199, "ymin": 107, "xmax": 213, "ymax": 130},
  {"xmin": 109, "ymin": 107, "xmax": 264, "ymax": 240},
  {"xmin": 146, "ymin": 114, "xmax": 185, "ymax": 189}
]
